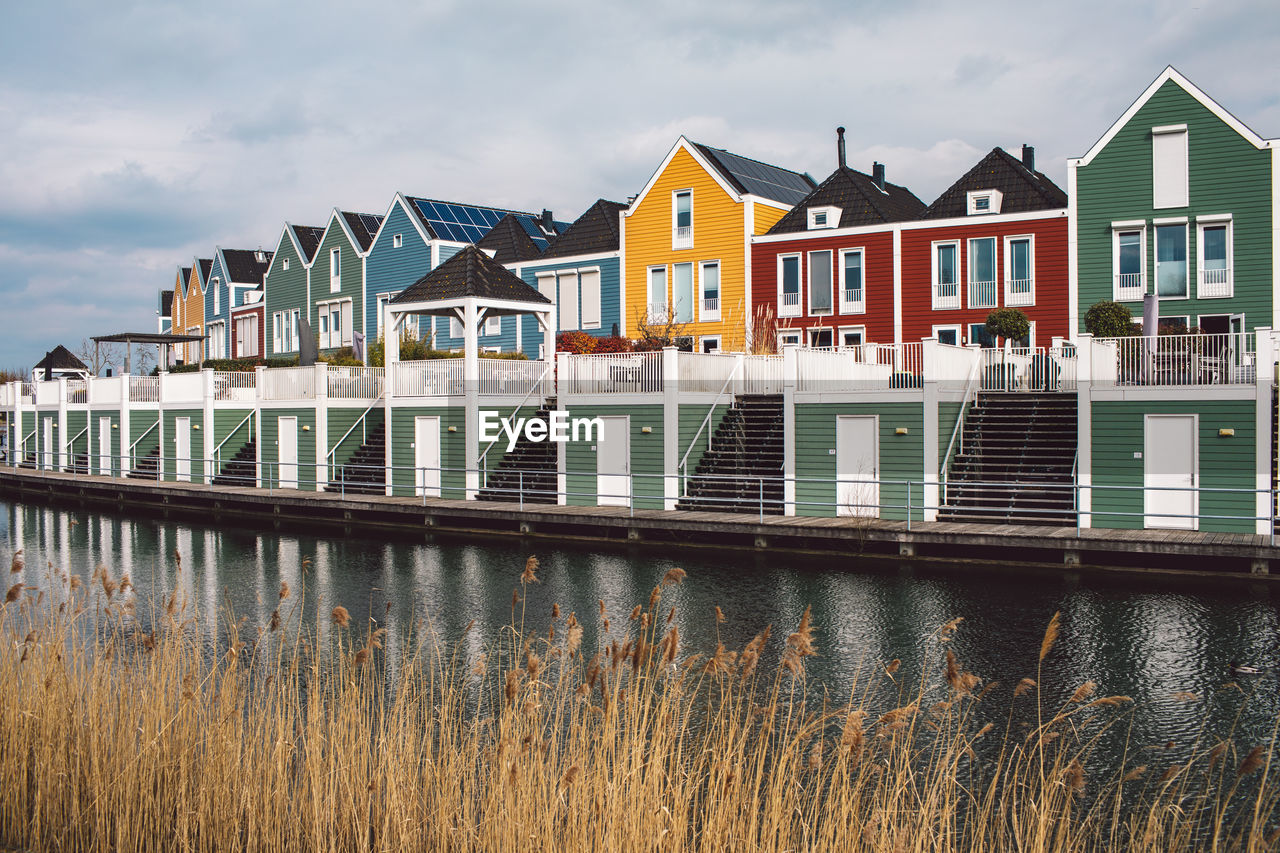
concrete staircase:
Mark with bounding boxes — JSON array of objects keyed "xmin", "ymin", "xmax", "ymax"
[
  {"xmin": 677, "ymin": 394, "xmax": 784, "ymax": 515},
  {"xmin": 477, "ymin": 399, "xmax": 558, "ymax": 505},
  {"xmin": 212, "ymin": 440, "xmax": 257, "ymax": 487},
  {"xmin": 325, "ymin": 423, "xmax": 387, "ymax": 496},
  {"xmin": 939, "ymin": 392, "xmax": 1077, "ymax": 525},
  {"xmin": 127, "ymin": 447, "xmax": 161, "ymax": 481}
]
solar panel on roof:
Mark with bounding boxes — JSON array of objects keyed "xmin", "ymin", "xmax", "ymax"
[{"xmin": 360, "ymin": 214, "xmax": 382, "ymax": 235}]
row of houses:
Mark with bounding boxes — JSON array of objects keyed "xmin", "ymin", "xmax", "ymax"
[{"xmin": 159, "ymin": 68, "xmax": 1276, "ymax": 365}]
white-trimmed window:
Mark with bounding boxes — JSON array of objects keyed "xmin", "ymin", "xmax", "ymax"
[
  {"xmin": 375, "ymin": 291, "xmax": 401, "ymax": 338},
  {"xmin": 839, "ymin": 326, "xmax": 865, "ymax": 348},
  {"xmin": 186, "ymin": 326, "xmax": 200, "ymax": 362},
  {"xmin": 672, "ymin": 190, "xmax": 693, "ymax": 249},
  {"xmin": 558, "ymin": 271, "xmax": 580, "ymax": 330},
  {"xmin": 966, "ymin": 190, "xmax": 1003, "ymax": 215},
  {"xmin": 393, "ymin": 234, "xmax": 403, "ymax": 248},
  {"xmin": 329, "ymin": 248, "xmax": 341, "ymax": 293},
  {"xmin": 235, "ymin": 314, "xmax": 259, "ymax": 358},
  {"xmin": 1152, "ymin": 124, "xmax": 1189, "ymax": 209},
  {"xmin": 808, "ymin": 250, "xmax": 833, "ymax": 316},
  {"xmin": 580, "ymin": 268, "xmax": 601, "ymax": 329},
  {"xmin": 1197, "ymin": 216, "xmax": 1232, "ymax": 299},
  {"xmin": 450, "ymin": 316, "xmax": 463, "ymax": 339},
  {"xmin": 647, "ymin": 266, "xmax": 668, "ymax": 323},
  {"xmin": 778, "ymin": 254, "xmax": 801, "ymax": 317},
  {"xmin": 1112, "ymin": 224, "xmax": 1146, "ymax": 301},
  {"xmin": 484, "ymin": 315, "xmax": 502, "ymax": 336},
  {"xmin": 932, "ymin": 324, "xmax": 961, "ymax": 347},
  {"xmin": 967, "ymin": 237, "xmax": 998, "ymax": 308},
  {"xmin": 839, "ymin": 248, "xmax": 864, "ymax": 314},
  {"xmin": 700, "ymin": 335, "xmax": 721, "ymax": 353},
  {"xmin": 777, "ymin": 330, "xmax": 801, "ymax": 348},
  {"xmin": 808, "ymin": 206, "xmax": 840, "ymax": 230},
  {"xmin": 1004, "ymin": 235, "xmax": 1034, "ymax": 307},
  {"xmin": 808, "ymin": 327, "xmax": 833, "ymax": 348},
  {"xmin": 931, "ymin": 241, "xmax": 960, "ymax": 310},
  {"xmin": 317, "ymin": 300, "xmax": 352, "ymax": 349},
  {"xmin": 672, "ymin": 262, "xmax": 694, "ymax": 323},
  {"xmin": 1155, "ymin": 221, "xmax": 1188, "ymax": 299},
  {"xmin": 212, "ymin": 278, "xmax": 221, "ymax": 314},
  {"xmin": 283, "ymin": 258, "xmax": 290, "ymax": 271},
  {"xmin": 272, "ymin": 309, "xmax": 299, "ymax": 354},
  {"xmin": 699, "ymin": 261, "xmax": 720, "ymax": 321},
  {"xmin": 207, "ymin": 321, "xmax": 225, "ymax": 359}
]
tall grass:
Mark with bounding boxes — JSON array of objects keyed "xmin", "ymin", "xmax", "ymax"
[{"xmin": 0, "ymin": 557, "xmax": 1277, "ymax": 851}]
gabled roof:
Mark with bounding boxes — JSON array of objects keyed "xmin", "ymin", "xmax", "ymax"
[
  {"xmin": 541, "ymin": 199, "xmax": 627, "ymax": 259},
  {"xmin": 290, "ymin": 224, "xmax": 325, "ymax": 262},
  {"xmin": 1074, "ymin": 66, "xmax": 1274, "ymax": 167},
  {"xmin": 33, "ymin": 345, "xmax": 88, "ymax": 373},
  {"xmin": 401, "ymin": 196, "xmax": 565, "ymax": 248},
  {"xmin": 920, "ymin": 147, "xmax": 1067, "ymax": 219},
  {"xmin": 191, "ymin": 259, "xmax": 213, "ymax": 292},
  {"xmin": 175, "ymin": 265, "xmax": 191, "ymax": 298},
  {"xmin": 391, "ymin": 245, "xmax": 552, "ymax": 306},
  {"xmin": 219, "ymin": 248, "xmax": 274, "ymax": 284},
  {"xmin": 160, "ymin": 290, "xmax": 174, "ymax": 315},
  {"xmin": 692, "ymin": 142, "xmax": 816, "ymax": 206},
  {"xmin": 766, "ymin": 168, "xmax": 925, "ymax": 234},
  {"xmin": 476, "ymin": 214, "xmax": 545, "ymax": 264},
  {"xmin": 342, "ymin": 211, "xmax": 384, "ymax": 251}
]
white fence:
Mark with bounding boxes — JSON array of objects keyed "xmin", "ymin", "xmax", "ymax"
[
  {"xmin": 129, "ymin": 376, "xmax": 159, "ymax": 402},
  {"xmin": 560, "ymin": 352, "xmax": 663, "ymax": 394},
  {"xmin": 394, "ymin": 360, "xmax": 463, "ymax": 397},
  {"xmin": 214, "ymin": 371, "xmax": 256, "ymax": 401},
  {"xmin": 1092, "ymin": 332, "xmax": 1256, "ymax": 387},
  {"xmin": 795, "ymin": 343, "xmax": 923, "ymax": 391},
  {"xmin": 678, "ymin": 352, "xmax": 740, "ymax": 393},
  {"xmin": 742, "ymin": 355, "xmax": 784, "ymax": 394},
  {"xmin": 479, "ymin": 360, "xmax": 552, "ymax": 397},
  {"xmin": 261, "ymin": 367, "xmax": 315, "ymax": 401},
  {"xmin": 327, "ymin": 366, "xmax": 384, "ymax": 400}
]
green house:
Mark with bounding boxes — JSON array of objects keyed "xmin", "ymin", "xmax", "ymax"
[{"xmin": 1070, "ymin": 67, "xmax": 1277, "ymax": 335}]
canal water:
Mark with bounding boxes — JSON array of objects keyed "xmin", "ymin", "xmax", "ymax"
[{"xmin": 4, "ymin": 498, "xmax": 1280, "ymax": 764}]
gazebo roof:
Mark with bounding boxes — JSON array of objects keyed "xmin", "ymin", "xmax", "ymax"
[
  {"xmin": 389, "ymin": 245, "xmax": 551, "ymax": 316},
  {"xmin": 92, "ymin": 331, "xmax": 207, "ymax": 344}
]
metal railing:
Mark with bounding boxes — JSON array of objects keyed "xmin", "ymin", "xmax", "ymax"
[
  {"xmin": 1095, "ymin": 332, "xmax": 1256, "ymax": 387},
  {"xmin": 672, "ymin": 225, "xmax": 692, "ymax": 247},
  {"xmin": 678, "ymin": 357, "xmax": 744, "ymax": 489},
  {"xmin": 968, "ymin": 279, "xmax": 998, "ymax": 309},
  {"xmin": 479, "ymin": 360, "xmax": 551, "ymax": 397},
  {"xmin": 646, "ymin": 304, "xmax": 669, "ymax": 324},
  {"xmin": 842, "ymin": 287, "xmax": 864, "ymax": 313},
  {"xmin": 479, "ymin": 362, "xmax": 554, "ymax": 483},
  {"xmin": 66, "ymin": 380, "xmax": 87, "ymax": 404},
  {"xmin": 702, "ymin": 296, "xmax": 720, "ymax": 316},
  {"xmin": 213, "ymin": 411, "xmax": 255, "ymax": 476},
  {"xmin": 939, "ymin": 354, "xmax": 983, "ymax": 505},
  {"xmin": 127, "ymin": 419, "xmax": 159, "ymax": 469},
  {"xmin": 933, "ymin": 283, "xmax": 960, "ymax": 310}
]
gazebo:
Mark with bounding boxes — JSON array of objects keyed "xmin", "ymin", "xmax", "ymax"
[
  {"xmin": 385, "ymin": 246, "xmax": 557, "ymax": 495},
  {"xmin": 91, "ymin": 331, "xmax": 209, "ymax": 374}
]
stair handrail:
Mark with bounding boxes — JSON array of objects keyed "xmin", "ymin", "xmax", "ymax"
[
  {"xmin": 327, "ymin": 392, "xmax": 386, "ymax": 480},
  {"xmin": 478, "ymin": 361, "xmax": 554, "ymax": 486},
  {"xmin": 213, "ymin": 410, "xmax": 255, "ymax": 473},
  {"xmin": 678, "ymin": 356, "xmax": 745, "ymax": 490},
  {"xmin": 67, "ymin": 425, "xmax": 88, "ymax": 469},
  {"xmin": 939, "ymin": 354, "xmax": 983, "ymax": 506},
  {"xmin": 18, "ymin": 428, "xmax": 35, "ymax": 466},
  {"xmin": 127, "ymin": 419, "xmax": 159, "ymax": 467}
]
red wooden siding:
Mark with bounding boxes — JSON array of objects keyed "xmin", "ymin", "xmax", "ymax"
[{"xmin": 230, "ymin": 305, "xmax": 265, "ymax": 360}]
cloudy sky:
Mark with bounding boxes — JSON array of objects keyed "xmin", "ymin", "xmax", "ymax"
[{"xmin": 2, "ymin": 0, "xmax": 1278, "ymax": 369}]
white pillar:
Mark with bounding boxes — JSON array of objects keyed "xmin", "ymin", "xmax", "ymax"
[
  {"xmin": 314, "ymin": 362, "xmax": 329, "ymax": 492},
  {"xmin": 254, "ymin": 366, "xmax": 265, "ymax": 488},
  {"xmin": 119, "ymin": 373, "xmax": 131, "ymax": 478},
  {"xmin": 782, "ymin": 344, "xmax": 797, "ymax": 516},
  {"xmin": 1255, "ymin": 328, "xmax": 1274, "ymax": 535},
  {"xmin": 56, "ymin": 378, "xmax": 68, "ymax": 471},
  {"xmin": 463, "ymin": 299, "xmax": 480, "ymax": 498},
  {"xmin": 12, "ymin": 381, "xmax": 24, "ymax": 468},
  {"xmin": 921, "ymin": 337, "xmax": 939, "ymax": 522},
  {"xmin": 542, "ymin": 311, "xmax": 556, "ymax": 365},
  {"xmin": 383, "ymin": 307, "xmax": 401, "ymax": 498},
  {"xmin": 663, "ymin": 346, "xmax": 679, "ymax": 510},
  {"xmin": 1075, "ymin": 332, "xmax": 1094, "ymax": 529},
  {"xmin": 556, "ymin": 350, "xmax": 569, "ymax": 505},
  {"xmin": 202, "ymin": 369, "xmax": 215, "ymax": 484}
]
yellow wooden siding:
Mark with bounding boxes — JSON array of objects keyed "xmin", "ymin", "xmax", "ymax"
[
  {"xmin": 753, "ymin": 202, "xmax": 786, "ymax": 234},
  {"xmin": 184, "ymin": 267, "xmax": 204, "ymax": 354},
  {"xmin": 624, "ymin": 147, "xmax": 752, "ymax": 350},
  {"xmin": 171, "ymin": 270, "xmax": 185, "ymax": 338}
]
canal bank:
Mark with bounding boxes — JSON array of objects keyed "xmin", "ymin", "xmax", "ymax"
[{"xmin": 3, "ymin": 467, "xmax": 1277, "ymax": 582}]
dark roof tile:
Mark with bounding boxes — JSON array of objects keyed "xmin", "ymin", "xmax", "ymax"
[
  {"xmin": 767, "ymin": 167, "xmax": 926, "ymax": 234},
  {"xmin": 541, "ymin": 199, "xmax": 627, "ymax": 258},
  {"xmin": 340, "ymin": 211, "xmax": 383, "ymax": 251},
  {"xmin": 221, "ymin": 248, "xmax": 273, "ymax": 284},
  {"xmin": 921, "ymin": 147, "xmax": 1067, "ymax": 219},
  {"xmin": 290, "ymin": 224, "xmax": 325, "ymax": 262},
  {"xmin": 33, "ymin": 345, "xmax": 88, "ymax": 372},
  {"xmin": 160, "ymin": 290, "xmax": 174, "ymax": 314},
  {"xmin": 391, "ymin": 245, "xmax": 551, "ymax": 305},
  {"xmin": 476, "ymin": 214, "xmax": 545, "ymax": 264}
]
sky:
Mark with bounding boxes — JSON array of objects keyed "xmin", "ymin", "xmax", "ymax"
[{"xmin": 2, "ymin": 0, "xmax": 1279, "ymax": 369}]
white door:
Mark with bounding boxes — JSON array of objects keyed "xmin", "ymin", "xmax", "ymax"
[
  {"xmin": 836, "ymin": 415, "xmax": 879, "ymax": 517},
  {"xmin": 42, "ymin": 418, "xmax": 53, "ymax": 470},
  {"xmin": 597, "ymin": 416, "xmax": 630, "ymax": 507},
  {"xmin": 98, "ymin": 417, "xmax": 112, "ymax": 475},
  {"xmin": 1145, "ymin": 414, "xmax": 1196, "ymax": 529},
  {"xmin": 414, "ymin": 416, "xmax": 441, "ymax": 498},
  {"xmin": 277, "ymin": 416, "xmax": 298, "ymax": 490},
  {"xmin": 174, "ymin": 417, "xmax": 192, "ymax": 482}
]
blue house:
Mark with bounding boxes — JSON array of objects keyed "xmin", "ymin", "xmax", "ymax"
[
  {"xmin": 518, "ymin": 199, "xmax": 627, "ymax": 357},
  {"xmin": 363, "ymin": 193, "xmax": 567, "ymax": 353},
  {"xmin": 204, "ymin": 248, "xmax": 272, "ymax": 360}
]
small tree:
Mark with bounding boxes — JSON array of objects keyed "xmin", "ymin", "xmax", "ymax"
[
  {"xmin": 633, "ymin": 309, "xmax": 692, "ymax": 352},
  {"xmin": 1084, "ymin": 300, "xmax": 1136, "ymax": 338},
  {"xmin": 984, "ymin": 308, "xmax": 1030, "ymax": 348}
]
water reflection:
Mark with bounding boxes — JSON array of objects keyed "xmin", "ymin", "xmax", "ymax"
[{"xmin": 3, "ymin": 500, "xmax": 1278, "ymax": 760}]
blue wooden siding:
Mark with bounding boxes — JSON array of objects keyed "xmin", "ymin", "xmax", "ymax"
[
  {"xmin": 515, "ymin": 255, "xmax": 622, "ymax": 355},
  {"xmin": 204, "ymin": 255, "xmax": 234, "ymax": 359},
  {"xmin": 364, "ymin": 200, "xmax": 434, "ymax": 344}
]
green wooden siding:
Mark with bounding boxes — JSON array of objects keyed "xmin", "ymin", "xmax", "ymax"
[
  {"xmin": 329, "ymin": 406, "xmax": 385, "ymax": 472},
  {"xmin": 258, "ymin": 408, "xmax": 317, "ymax": 491},
  {"xmin": 1077, "ymin": 78, "xmax": 1273, "ymax": 331},
  {"xmin": 938, "ymin": 401, "xmax": 965, "ymax": 468},
  {"xmin": 129, "ymin": 413, "xmax": 160, "ymax": 469},
  {"xmin": 65, "ymin": 411, "xmax": 87, "ymax": 468},
  {"xmin": 264, "ymin": 230, "xmax": 310, "ymax": 358},
  {"xmin": 563, "ymin": 405, "xmax": 664, "ymax": 509},
  {"xmin": 677, "ymin": 403, "xmax": 728, "ymax": 491},
  {"xmin": 213, "ymin": 409, "xmax": 255, "ymax": 476},
  {"xmin": 1091, "ymin": 399, "xmax": 1257, "ymax": 532},
  {"xmin": 795, "ymin": 402, "xmax": 925, "ymax": 519},
  {"xmin": 161, "ymin": 409, "xmax": 204, "ymax": 482},
  {"xmin": 311, "ymin": 217, "xmax": 365, "ymax": 354},
  {"xmin": 89, "ymin": 410, "xmax": 121, "ymax": 476},
  {"xmin": 390, "ymin": 407, "xmax": 465, "ymax": 498}
]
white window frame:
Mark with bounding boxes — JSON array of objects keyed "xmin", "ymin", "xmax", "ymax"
[
  {"xmin": 807, "ymin": 326, "xmax": 834, "ymax": 348},
  {"xmin": 777, "ymin": 330, "xmax": 801, "ymax": 348},
  {"xmin": 967, "ymin": 237, "xmax": 998, "ymax": 309},
  {"xmin": 558, "ymin": 270, "xmax": 580, "ymax": 331},
  {"xmin": 839, "ymin": 248, "xmax": 865, "ymax": 315},
  {"xmin": 698, "ymin": 260, "xmax": 721, "ymax": 322},
  {"xmin": 647, "ymin": 265, "xmax": 668, "ymax": 323},
  {"xmin": 1154, "ymin": 220, "xmax": 1190, "ymax": 301},
  {"xmin": 234, "ymin": 313, "xmax": 259, "ymax": 358},
  {"xmin": 1112, "ymin": 223, "xmax": 1147, "ymax": 301},
  {"xmin": 392, "ymin": 233, "xmax": 403, "ymax": 248},
  {"xmin": 932, "ymin": 324, "xmax": 962, "ymax": 347},
  {"xmin": 283, "ymin": 258, "xmax": 289, "ymax": 271},
  {"xmin": 1003, "ymin": 235, "xmax": 1035, "ymax": 307},
  {"xmin": 1196, "ymin": 214, "xmax": 1233, "ymax": 299},
  {"xmin": 375, "ymin": 291, "xmax": 401, "ymax": 338},
  {"xmin": 329, "ymin": 248, "xmax": 341, "ymax": 293},
  {"xmin": 580, "ymin": 267, "xmax": 602, "ymax": 329},
  {"xmin": 207, "ymin": 320, "xmax": 225, "ymax": 359},
  {"xmin": 212, "ymin": 278, "xmax": 220, "ymax": 314},
  {"xmin": 777, "ymin": 254, "xmax": 802, "ymax": 318},
  {"xmin": 931, "ymin": 240, "xmax": 961, "ymax": 310},
  {"xmin": 1152, "ymin": 124, "xmax": 1189, "ymax": 209},
  {"xmin": 807, "ymin": 206, "xmax": 840, "ymax": 230},
  {"xmin": 966, "ymin": 189, "xmax": 1003, "ymax": 215},
  {"xmin": 672, "ymin": 189, "xmax": 693, "ymax": 249},
  {"xmin": 484, "ymin": 315, "xmax": 502, "ymax": 336},
  {"xmin": 699, "ymin": 335, "xmax": 721, "ymax": 353},
  {"xmin": 838, "ymin": 326, "xmax": 866, "ymax": 348},
  {"xmin": 317, "ymin": 298, "xmax": 352, "ymax": 348},
  {"xmin": 807, "ymin": 249, "xmax": 834, "ymax": 317}
]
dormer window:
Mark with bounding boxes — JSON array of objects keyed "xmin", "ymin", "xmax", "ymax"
[
  {"xmin": 807, "ymin": 206, "xmax": 841, "ymax": 230},
  {"xmin": 255, "ymin": 250, "xmax": 266, "ymax": 263},
  {"xmin": 966, "ymin": 189, "xmax": 1003, "ymax": 215}
]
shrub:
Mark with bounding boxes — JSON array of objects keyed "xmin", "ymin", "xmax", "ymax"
[
  {"xmin": 556, "ymin": 331, "xmax": 597, "ymax": 354},
  {"xmin": 591, "ymin": 335, "xmax": 633, "ymax": 354},
  {"xmin": 1084, "ymin": 300, "xmax": 1137, "ymax": 338},
  {"xmin": 984, "ymin": 308, "xmax": 1030, "ymax": 346}
]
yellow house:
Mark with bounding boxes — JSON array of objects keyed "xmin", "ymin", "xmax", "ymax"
[
  {"xmin": 178, "ymin": 258, "xmax": 212, "ymax": 364},
  {"xmin": 621, "ymin": 137, "xmax": 813, "ymax": 352}
]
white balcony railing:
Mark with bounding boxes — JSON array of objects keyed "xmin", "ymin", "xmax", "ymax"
[
  {"xmin": 1115, "ymin": 272, "xmax": 1144, "ymax": 301},
  {"xmin": 779, "ymin": 290, "xmax": 801, "ymax": 317},
  {"xmin": 1094, "ymin": 332, "xmax": 1256, "ymax": 387},
  {"xmin": 646, "ymin": 303, "xmax": 669, "ymax": 324},
  {"xmin": 932, "ymin": 283, "xmax": 960, "ymax": 310},
  {"xmin": 393, "ymin": 360, "xmax": 463, "ymax": 397},
  {"xmin": 672, "ymin": 225, "xmax": 692, "ymax": 249},
  {"xmin": 478, "ymin": 360, "xmax": 551, "ymax": 397},
  {"xmin": 561, "ymin": 351, "xmax": 663, "ymax": 394},
  {"xmin": 841, "ymin": 287, "xmax": 864, "ymax": 313},
  {"xmin": 129, "ymin": 376, "xmax": 159, "ymax": 402},
  {"xmin": 968, "ymin": 279, "xmax": 998, "ymax": 309},
  {"xmin": 260, "ymin": 367, "xmax": 315, "ymax": 401},
  {"xmin": 701, "ymin": 296, "xmax": 720, "ymax": 318},
  {"xmin": 743, "ymin": 355, "xmax": 784, "ymax": 394},
  {"xmin": 1199, "ymin": 267, "xmax": 1232, "ymax": 299},
  {"xmin": 1004, "ymin": 278, "xmax": 1034, "ymax": 307},
  {"xmin": 327, "ymin": 366, "xmax": 384, "ymax": 400},
  {"xmin": 214, "ymin": 371, "xmax": 256, "ymax": 401}
]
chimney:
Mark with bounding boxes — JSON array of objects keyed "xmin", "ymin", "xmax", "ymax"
[
  {"xmin": 541, "ymin": 209, "xmax": 553, "ymax": 233},
  {"xmin": 836, "ymin": 126, "xmax": 846, "ymax": 169},
  {"xmin": 1022, "ymin": 144, "xmax": 1035, "ymax": 172},
  {"xmin": 872, "ymin": 162, "xmax": 886, "ymax": 190}
]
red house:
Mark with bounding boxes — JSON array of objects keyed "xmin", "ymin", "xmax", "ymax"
[
  {"xmin": 899, "ymin": 146, "xmax": 1068, "ymax": 348},
  {"xmin": 750, "ymin": 129, "xmax": 925, "ymax": 349},
  {"xmin": 230, "ymin": 285, "xmax": 265, "ymax": 360}
]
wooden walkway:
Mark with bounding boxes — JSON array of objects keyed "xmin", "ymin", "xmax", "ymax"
[{"xmin": 2, "ymin": 468, "xmax": 1277, "ymax": 582}]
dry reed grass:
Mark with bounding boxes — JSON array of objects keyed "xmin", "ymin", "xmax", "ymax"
[{"xmin": 0, "ymin": 557, "xmax": 1277, "ymax": 852}]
